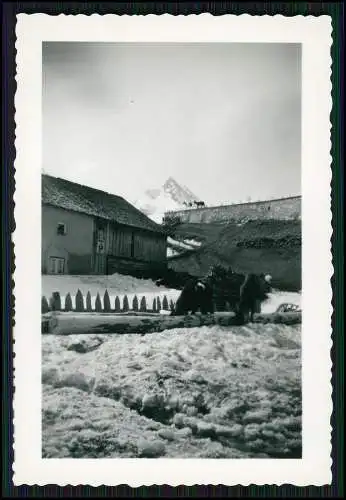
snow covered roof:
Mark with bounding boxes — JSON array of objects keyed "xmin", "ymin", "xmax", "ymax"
[{"xmin": 42, "ymin": 174, "xmax": 166, "ymax": 235}]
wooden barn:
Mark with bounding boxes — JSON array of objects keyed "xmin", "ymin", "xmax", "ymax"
[{"xmin": 41, "ymin": 174, "xmax": 167, "ymax": 276}]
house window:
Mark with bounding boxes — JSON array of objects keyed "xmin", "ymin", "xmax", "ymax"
[
  {"xmin": 57, "ymin": 223, "xmax": 67, "ymax": 235},
  {"xmin": 49, "ymin": 257, "xmax": 65, "ymax": 274}
]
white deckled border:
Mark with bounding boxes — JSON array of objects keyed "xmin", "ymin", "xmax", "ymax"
[{"xmin": 13, "ymin": 14, "xmax": 333, "ymax": 486}]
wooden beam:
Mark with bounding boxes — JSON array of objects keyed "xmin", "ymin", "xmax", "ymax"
[{"xmin": 42, "ymin": 311, "xmax": 301, "ymax": 336}]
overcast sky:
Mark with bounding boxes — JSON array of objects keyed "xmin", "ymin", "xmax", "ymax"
[{"xmin": 42, "ymin": 42, "xmax": 301, "ymax": 205}]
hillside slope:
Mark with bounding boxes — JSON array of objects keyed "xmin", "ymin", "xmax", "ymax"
[{"xmin": 168, "ymin": 220, "xmax": 301, "ymax": 291}]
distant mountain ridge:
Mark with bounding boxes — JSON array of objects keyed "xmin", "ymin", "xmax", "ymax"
[{"xmin": 134, "ymin": 177, "xmax": 200, "ymax": 223}]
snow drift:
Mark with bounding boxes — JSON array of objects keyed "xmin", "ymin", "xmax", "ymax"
[{"xmin": 42, "ymin": 323, "xmax": 301, "ymax": 459}]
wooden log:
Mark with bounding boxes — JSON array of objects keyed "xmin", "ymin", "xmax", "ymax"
[{"xmin": 42, "ymin": 311, "xmax": 302, "ymax": 335}]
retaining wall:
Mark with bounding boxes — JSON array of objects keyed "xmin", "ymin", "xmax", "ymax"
[{"xmin": 166, "ymin": 196, "xmax": 301, "ymax": 224}]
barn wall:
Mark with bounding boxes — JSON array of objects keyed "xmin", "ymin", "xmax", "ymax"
[
  {"xmin": 133, "ymin": 231, "xmax": 167, "ymax": 262},
  {"xmin": 107, "ymin": 256, "xmax": 167, "ymax": 277},
  {"xmin": 109, "ymin": 225, "xmax": 133, "ymax": 258},
  {"xmin": 42, "ymin": 206, "xmax": 167, "ymax": 276},
  {"xmin": 42, "ymin": 205, "xmax": 94, "ymax": 274},
  {"xmin": 108, "ymin": 224, "xmax": 167, "ymax": 264}
]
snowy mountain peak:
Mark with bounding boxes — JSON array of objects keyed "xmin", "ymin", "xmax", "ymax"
[
  {"xmin": 163, "ymin": 177, "xmax": 200, "ymax": 205},
  {"xmin": 134, "ymin": 177, "xmax": 200, "ymax": 224}
]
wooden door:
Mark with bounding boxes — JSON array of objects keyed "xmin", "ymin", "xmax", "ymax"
[{"xmin": 93, "ymin": 219, "xmax": 107, "ymax": 274}]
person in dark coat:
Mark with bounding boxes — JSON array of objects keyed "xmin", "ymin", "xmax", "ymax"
[
  {"xmin": 172, "ymin": 278, "xmax": 214, "ymax": 316},
  {"xmin": 234, "ymin": 273, "xmax": 272, "ymax": 324}
]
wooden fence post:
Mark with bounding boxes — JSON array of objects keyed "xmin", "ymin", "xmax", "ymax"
[
  {"xmin": 140, "ymin": 296, "xmax": 147, "ymax": 312},
  {"xmin": 123, "ymin": 295, "xmax": 129, "ymax": 312},
  {"xmin": 162, "ymin": 295, "xmax": 169, "ymax": 310},
  {"xmin": 41, "ymin": 296, "xmax": 50, "ymax": 314},
  {"xmin": 95, "ymin": 293, "xmax": 102, "ymax": 312},
  {"xmin": 86, "ymin": 291, "xmax": 92, "ymax": 312},
  {"xmin": 50, "ymin": 292, "xmax": 61, "ymax": 311},
  {"xmin": 114, "ymin": 296, "xmax": 121, "ymax": 312},
  {"xmin": 132, "ymin": 295, "xmax": 139, "ymax": 312},
  {"xmin": 65, "ymin": 293, "xmax": 73, "ymax": 312},
  {"xmin": 75, "ymin": 289, "xmax": 85, "ymax": 312},
  {"xmin": 103, "ymin": 290, "xmax": 111, "ymax": 312}
]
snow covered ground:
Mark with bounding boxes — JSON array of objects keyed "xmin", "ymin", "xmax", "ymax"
[
  {"xmin": 167, "ymin": 247, "xmax": 181, "ymax": 258},
  {"xmin": 166, "ymin": 236, "xmax": 203, "ymax": 258},
  {"xmin": 167, "ymin": 236, "xmax": 202, "ymax": 250},
  {"xmin": 42, "ymin": 274, "xmax": 301, "ymax": 313},
  {"xmin": 262, "ymin": 290, "xmax": 301, "ymax": 314},
  {"xmin": 184, "ymin": 239, "xmax": 202, "ymax": 247},
  {"xmin": 42, "ymin": 323, "xmax": 302, "ymax": 458}
]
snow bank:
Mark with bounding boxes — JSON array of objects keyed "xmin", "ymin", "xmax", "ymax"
[
  {"xmin": 42, "ymin": 273, "xmax": 169, "ymax": 297},
  {"xmin": 262, "ymin": 290, "xmax": 301, "ymax": 314},
  {"xmin": 42, "ymin": 323, "xmax": 301, "ymax": 458},
  {"xmin": 184, "ymin": 239, "xmax": 202, "ymax": 247},
  {"xmin": 167, "ymin": 247, "xmax": 181, "ymax": 258},
  {"xmin": 167, "ymin": 236, "xmax": 202, "ymax": 258},
  {"xmin": 167, "ymin": 236, "xmax": 201, "ymax": 251}
]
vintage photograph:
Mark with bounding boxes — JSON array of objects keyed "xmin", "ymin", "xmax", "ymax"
[
  {"xmin": 41, "ymin": 41, "xmax": 303, "ymax": 459},
  {"xmin": 13, "ymin": 12, "xmax": 333, "ymax": 486}
]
